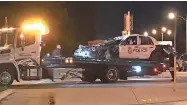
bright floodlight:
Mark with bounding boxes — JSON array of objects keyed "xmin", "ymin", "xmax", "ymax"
[
  {"xmin": 152, "ymin": 29, "xmax": 157, "ymax": 34},
  {"xmin": 22, "ymin": 20, "xmax": 49, "ymax": 35},
  {"xmin": 144, "ymin": 32, "xmax": 148, "ymax": 36},
  {"xmin": 162, "ymin": 27, "xmax": 167, "ymax": 32},
  {"xmin": 167, "ymin": 30, "xmax": 172, "ymax": 35},
  {"xmin": 23, "ymin": 23, "xmax": 46, "ymax": 34},
  {"xmin": 168, "ymin": 12, "xmax": 175, "ymax": 19}
]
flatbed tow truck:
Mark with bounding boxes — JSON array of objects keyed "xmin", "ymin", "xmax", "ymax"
[{"xmin": 0, "ymin": 19, "xmax": 173, "ymax": 86}]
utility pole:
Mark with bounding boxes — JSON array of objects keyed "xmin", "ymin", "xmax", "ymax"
[{"xmin": 174, "ymin": 17, "xmax": 177, "ymax": 51}]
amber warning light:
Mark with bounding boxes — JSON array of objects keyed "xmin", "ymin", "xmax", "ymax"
[{"xmin": 22, "ymin": 20, "xmax": 49, "ymax": 35}]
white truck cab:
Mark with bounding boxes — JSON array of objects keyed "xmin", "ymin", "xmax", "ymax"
[{"xmin": 0, "ymin": 22, "xmax": 48, "ymax": 86}]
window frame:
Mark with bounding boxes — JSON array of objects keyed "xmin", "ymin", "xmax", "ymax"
[
  {"xmin": 139, "ymin": 36, "xmax": 154, "ymax": 45},
  {"xmin": 121, "ymin": 36, "xmax": 137, "ymax": 45}
]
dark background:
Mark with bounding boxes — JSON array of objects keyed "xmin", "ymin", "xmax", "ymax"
[{"xmin": 0, "ymin": 1, "xmax": 186, "ymax": 56}]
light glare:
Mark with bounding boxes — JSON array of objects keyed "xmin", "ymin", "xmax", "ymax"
[
  {"xmin": 152, "ymin": 29, "xmax": 157, "ymax": 34},
  {"xmin": 144, "ymin": 32, "xmax": 148, "ymax": 36},
  {"xmin": 168, "ymin": 12, "xmax": 175, "ymax": 19}
]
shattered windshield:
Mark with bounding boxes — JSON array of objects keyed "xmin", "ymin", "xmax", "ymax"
[{"xmin": 0, "ymin": 30, "xmax": 16, "ymax": 47}]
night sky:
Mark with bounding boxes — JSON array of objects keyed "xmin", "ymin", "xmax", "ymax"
[{"xmin": 0, "ymin": 1, "xmax": 187, "ymax": 55}]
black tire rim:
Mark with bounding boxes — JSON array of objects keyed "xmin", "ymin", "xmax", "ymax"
[
  {"xmin": 107, "ymin": 68, "xmax": 118, "ymax": 80},
  {"xmin": 0, "ymin": 71, "xmax": 11, "ymax": 85}
]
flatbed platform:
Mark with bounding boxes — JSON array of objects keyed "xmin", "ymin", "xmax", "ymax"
[
  {"xmin": 73, "ymin": 57, "xmax": 159, "ymax": 67},
  {"xmin": 42, "ymin": 57, "xmax": 164, "ymax": 83}
]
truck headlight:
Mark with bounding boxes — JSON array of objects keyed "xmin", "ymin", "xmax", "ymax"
[
  {"xmin": 65, "ymin": 58, "xmax": 73, "ymax": 64},
  {"xmin": 69, "ymin": 59, "xmax": 73, "ymax": 63},
  {"xmin": 65, "ymin": 59, "xmax": 69, "ymax": 63}
]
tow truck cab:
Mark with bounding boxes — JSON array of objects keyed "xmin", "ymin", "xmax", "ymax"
[{"xmin": 0, "ymin": 22, "xmax": 48, "ymax": 86}]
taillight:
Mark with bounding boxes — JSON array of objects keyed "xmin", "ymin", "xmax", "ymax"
[
  {"xmin": 154, "ymin": 68, "xmax": 158, "ymax": 72},
  {"xmin": 163, "ymin": 64, "xmax": 166, "ymax": 68}
]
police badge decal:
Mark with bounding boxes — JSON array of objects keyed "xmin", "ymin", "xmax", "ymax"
[{"xmin": 128, "ymin": 47, "xmax": 133, "ymax": 54}]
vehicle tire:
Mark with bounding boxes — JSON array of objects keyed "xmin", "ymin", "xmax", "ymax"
[
  {"xmin": 81, "ymin": 70, "xmax": 97, "ymax": 83},
  {"xmin": 150, "ymin": 51, "xmax": 164, "ymax": 63},
  {"xmin": 100, "ymin": 67, "xmax": 119, "ymax": 83},
  {"xmin": 0, "ymin": 66, "xmax": 14, "ymax": 86}
]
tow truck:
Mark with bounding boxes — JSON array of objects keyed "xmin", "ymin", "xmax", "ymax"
[{"xmin": 0, "ymin": 19, "xmax": 175, "ymax": 86}]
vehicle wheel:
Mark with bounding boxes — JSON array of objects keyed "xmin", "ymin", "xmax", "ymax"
[
  {"xmin": 0, "ymin": 66, "xmax": 14, "ymax": 86},
  {"xmin": 150, "ymin": 51, "xmax": 164, "ymax": 63},
  {"xmin": 81, "ymin": 70, "xmax": 97, "ymax": 83},
  {"xmin": 100, "ymin": 67, "xmax": 119, "ymax": 83}
]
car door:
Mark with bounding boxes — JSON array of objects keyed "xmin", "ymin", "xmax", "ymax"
[
  {"xmin": 138, "ymin": 36, "xmax": 155, "ymax": 59},
  {"xmin": 14, "ymin": 30, "xmax": 41, "ymax": 65},
  {"xmin": 119, "ymin": 36, "xmax": 138, "ymax": 59}
]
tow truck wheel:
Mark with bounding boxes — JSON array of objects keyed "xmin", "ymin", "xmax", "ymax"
[
  {"xmin": 150, "ymin": 51, "xmax": 164, "ymax": 63},
  {"xmin": 100, "ymin": 67, "xmax": 119, "ymax": 83},
  {"xmin": 81, "ymin": 70, "xmax": 97, "ymax": 83},
  {"xmin": 0, "ymin": 66, "xmax": 14, "ymax": 86}
]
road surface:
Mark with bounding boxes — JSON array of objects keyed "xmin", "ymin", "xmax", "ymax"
[{"xmin": 1, "ymin": 72, "xmax": 187, "ymax": 105}]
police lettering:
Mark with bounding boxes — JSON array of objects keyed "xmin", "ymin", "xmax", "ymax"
[
  {"xmin": 129, "ymin": 47, "xmax": 147, "ymax": 53},
  {"xmin": 133, "ymin": 49, "xmax": 140, "ymax": 52}
]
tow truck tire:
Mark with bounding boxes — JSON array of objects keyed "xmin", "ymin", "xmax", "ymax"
[
  {"xmin": 100, "ymin": 67, "xmax": 119, "ymax": 83},
  {"xmin": 81, "ymin": 70, "xmax": 96, "ymax": 83},
  {"xmin": 150, "ymin": 51, "xmax": 164, "ymax": 63},
  {"xmin": 0, "ymin": 66, "xmax": 14, "ymax": 86}
]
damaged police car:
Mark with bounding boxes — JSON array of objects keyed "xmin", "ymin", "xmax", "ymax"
[{"xmin": 74, "ymin": 34, "xmax": 174, "ymax": 63}]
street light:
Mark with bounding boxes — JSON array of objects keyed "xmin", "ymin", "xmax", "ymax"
[
  {"xmin": 152, "ymin": 29, "xmax": 157, "ymax": 35},
  {"xmin": 168, "ymin": 12, "xmax": 175, "ymax": 20},
  {"xmin": 168, "ymin": 12, "xmax": 187, "ymax": 52},
  {"xmin": 167, "ymin": 30, "xmax": 172, "ymax": 35},
  {"xmin": 144, "ymin": 31, "xmax": 148, "ymax": 36},
  {"xmin": 161, "ymin": 27, "xmax": 167, "ymax": 32}
]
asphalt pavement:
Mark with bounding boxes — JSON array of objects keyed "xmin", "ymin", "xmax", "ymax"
[{"xmin": 1, "ymin": 71, "xmax": 187, "ymax": 105}]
